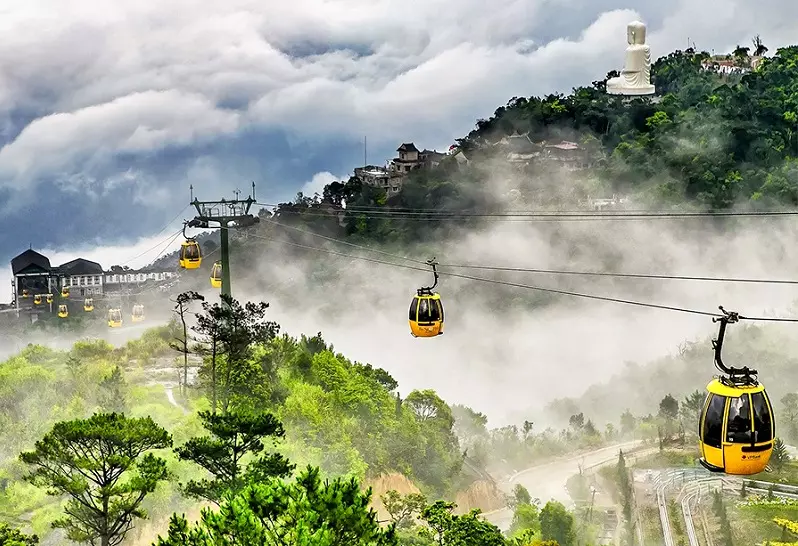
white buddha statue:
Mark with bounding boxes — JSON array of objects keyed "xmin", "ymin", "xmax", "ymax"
[{"xmin": 606, "ymin": 21, "xmax": 655, "ymax": 96}]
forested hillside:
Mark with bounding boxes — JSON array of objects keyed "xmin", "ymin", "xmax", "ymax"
[
  {"xmin": 264, "ymin": 45, "xmax": 798, "ymax": 245},
  {"xmin": 0, "ymin": 293, "xmax": 631, "ymax": 545}
]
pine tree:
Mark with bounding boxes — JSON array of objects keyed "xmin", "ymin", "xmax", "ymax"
[{"xmin": 97, "ymin": 366, "xmax": 127, "ymax": 413}]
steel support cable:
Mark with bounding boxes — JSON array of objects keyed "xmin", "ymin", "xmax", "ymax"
[
  {"xmin": 258, "ymin": 216, "xmax": 798, "ymax": 287},
  {"xmin": 118, "ymin": 227, "xmax": 183, "ymax": 266},
  {"xmin": 118, "ymin": 204, "xmax": 189, "ymax": 265},
  {"xmin": 255, "ymin": 208, "xmax": 798, "ymax": 222},
  {"xmin": 434, "ymin": 264, "xmax": 798, "ymax": 285},
  {"xmin": 216, "ymin": 225, "xmax": 798, "ymax": 322},
  {"xmin": 255, "ymin": 201, "xmax": 798, "ymax": 219}
]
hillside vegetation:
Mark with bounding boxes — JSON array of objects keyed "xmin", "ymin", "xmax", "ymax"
[
  {"xmin": 267, "ymin": 45, "xmax": 798, "ymax": 242},
  {"xmin": 0, "ymin": 293, "xmax": 632, "ymax": 545}
]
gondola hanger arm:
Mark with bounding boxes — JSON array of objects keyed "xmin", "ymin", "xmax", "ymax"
[
  {"xmin": 712, "ymin": 305, "xmax": 757, "ymax": 380},
  {"xmin": 421, "ymin": 257, "xmax": 439, "ymax": 292}
]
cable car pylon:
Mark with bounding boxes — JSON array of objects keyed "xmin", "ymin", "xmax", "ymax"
[{"xmin": 185, "ymin": 182, "xmax": 259, "ymax": 304}]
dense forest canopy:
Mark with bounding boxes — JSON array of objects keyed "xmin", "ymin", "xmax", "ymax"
[{"xmin": 261, "ymin": 44, "xmax": 798, "ymax": 244}]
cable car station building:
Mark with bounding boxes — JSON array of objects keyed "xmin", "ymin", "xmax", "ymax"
[{"xmin": 10, "ymin": 248, "xmax": 177, "ymax": 319}]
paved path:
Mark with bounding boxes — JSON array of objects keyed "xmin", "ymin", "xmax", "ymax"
[{"xmin": 483, "ymin": 440, "xmax": 647, "ymax": 531}]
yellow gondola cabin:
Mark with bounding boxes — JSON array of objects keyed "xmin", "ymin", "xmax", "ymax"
[
  {"xmin": 408, "ymin": 259, "xmax": 444, "ymax": 338},
  {"xmin": 84, "ymin": 298, "xmax": 94, "ymax": 312},
  {"xmin": 131, "ymin": 304, "xmax": 145, "ymax": 323},
  {"xmin": 698, "ymin": 307, "xmax": 775, "ymax": 475},
  {"xmin": 108, "ymin": 308, "xmax": 123, "ymax": 328},
  {"xmin": 61, "ymin": 286, "xmax": 69, "ymax": 298},
  {"xmin": 58, "ymin": 304, "xmax": 68, "ymax": 318},
  {"xmin": 46, "ymin": 294, "xmax": 53, "ymax": 304},
  {"xmin": 210, "ymin": 261, "xmax": 222, "ymax": 288},
  {"xmin": 699, "ymin": 379, "xmax": 774, "ymax": 475},
  {"xmin": 179, "ymin": 239, "xmax": 202, "ymax": 269},
  {"xmin": 33, "ymin": 294, "xmax": 42, "ymax": 305}
]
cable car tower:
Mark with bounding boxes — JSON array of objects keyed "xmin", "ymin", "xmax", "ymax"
[{"xmin": 187, "ymin": 183, "xmax": 259, "ymax": 301}]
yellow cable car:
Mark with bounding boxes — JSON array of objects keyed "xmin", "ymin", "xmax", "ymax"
[
  {"xmin": 179, "ymin": 239, "xmax": 202, "ymax": 269},
  {"xmin": 210, "ymin": 261, "xmax": 222, "ymax": 288},
  {"xmin": 699, "ymin": 307, "xmax": 774, "ymax": 475},
  {"xmin": 21, "ymin": 289, "xmax": 29, "ymax": 298},
  {"xmin": 408, "ymin": 259, "xmax": 444, "ymax": 338},
  {"xmin": 58, "ymin": 304, "xmax": 68, "ymax": 318},
  {"xmin": 131, "ymin": 304, "xmax": 145, "ymax": 323},
  {"xmin": 108, "ymin": 308, "xmax": 123, "ymax": 328},
  {"xmin": 46, "ymin": 293, "xmax": 53, "ymax": 304},
  {"xmin": 83, "ymin": 298, "xmax": 94, "ymax": 312},
  {"xmin": 33, "ymin": 294, "xmax": 42, "ymax": 305},
  {"xmin": 61, "ymin": 286, "xmax": 70, "ymax": 298}
]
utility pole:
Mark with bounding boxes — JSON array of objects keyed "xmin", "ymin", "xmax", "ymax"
[{"xmin": 187, "ymin": 183, "xmax": 259, "ymax": 302}]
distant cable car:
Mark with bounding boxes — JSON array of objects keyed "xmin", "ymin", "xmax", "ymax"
[
  {"xmin": 46, "ymin": 294, "xmax": 53, "ymax": 304},
  {"xmin": 108, "ymin": 308, "xmax": 123, "ymax": 328},
  {"xmin": 131, "ymin": 304, "xmax": 145, "ymax": 323},
  {"xmin": 33, "ymin": 294, "xmax": 42, "ymax": 305},
  {"xmin": 210, "ymin": 261, "xmax": 222, "ymax": 288},
  {"xmin": 61, "ymin": 286, "xmax": 70, "ymax": 298},
  {"xmin": 21, "ymin": 289, "xmax": 29, "ymax": 298},
  {"xmin": 699, "ymin": 307, "xmax": 775, "ymax": 475},
  {"xmin": 408, "ymin": 258, "xmax": 444, "ymax": 338},
  {"xmin": 58, "ymin": 304, "xmax": 68, "ymax": 318},
  {"xmin": 83, "ymin": 298, "xmax": 94, "ymax": 312},
  {"xmin": 179, "ymin": 222, "xmax": 202, "ymax": 269}
]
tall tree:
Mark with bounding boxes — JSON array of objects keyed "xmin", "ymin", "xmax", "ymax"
[
  {"xmin": 752, "ymin": 34, "xmax": 768, "ymax": 56},
  {"xmin": 155, "ymin": 465, "xmax": 398, "ymax": 545},
  {"xmin": 511, "ymin": 483, "xmax": 532, "ymax": 507},
  {"xmin": 19, "ymin": 413, "xmax": 172, "ymax": 546},
  {"xmin": 771, "ymin": 438, "xmax": 790, "ymax": 472},
  {"xmin": 539, "ymin": 500, "xmax": 576, "ymax": 546},
  {"xmin": 193, "ymin": 295, "xmax": 279, "ymax": 414},
  {"xmin": 174, "ymin": 409, "xmax": 294, "ymax": 505},
  {"xmin": 404, "ymin": 389, "xmax": 454, "ymax": 429},
  {"xmin": 620, "ymin": 409, "xmax": 637, "ymax": 437},
  {"xmin": 569, "ymin": 412, "xmax": 585, "ymax": 431},
  {"xmin": 680, "ymin": 390, "xmax": 705, "ymax": 434},
  {"xmin": 170, "ymin": 291, "xmax": 205, "ymax": 396},
  {"xmin": 380, "ymin": 490, "xmax": 427, "ymax": 530},
  {"xmin": 659, "ymin": 394, "xmax": 679, "ymax": 421},
  {"xmin": 97, "ymin": 366, "xmax": 127, "ymax": 413}
]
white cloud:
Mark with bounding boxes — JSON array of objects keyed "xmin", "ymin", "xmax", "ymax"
[
  {"xmin": 300, "ymin": 171, "xmax": 346, "ymax": 198},
  {"xmin": 2, "ymin": 0, "xmax": 798, "ymax": 200},
  {"xmin": 0, "ymin": 90, "xmax": 240, "ymax": 190}
]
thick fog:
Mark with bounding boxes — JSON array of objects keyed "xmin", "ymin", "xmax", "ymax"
[
  {"xmin": 8, "ymin": 149, "xmax": 798, "ymax": 431},
  {"xmin": 206, "ymin": 153, "xmax": 798, "ymax": 428}
]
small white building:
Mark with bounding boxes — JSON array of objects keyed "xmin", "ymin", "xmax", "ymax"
[{"xmin": 104, "ymin": 269, "xmax": 177, "ymax": 288}]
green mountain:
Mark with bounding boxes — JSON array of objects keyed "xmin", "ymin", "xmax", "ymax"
[{"xmin": 267, "ymin": 45, "xmax": 798, "ymax": 245}]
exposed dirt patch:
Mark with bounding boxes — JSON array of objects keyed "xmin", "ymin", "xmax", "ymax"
[
  {"xmin": 362, "ymin": 472, "xmax": 422, "ymax": 523},
  {"xmin": 454, "ymin": 479, "xmax": 506, "ymax": 514}
]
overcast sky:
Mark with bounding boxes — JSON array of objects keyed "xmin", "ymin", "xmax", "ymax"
[{"xmin": 1, "ymin": 0, "xmax": 797, "ymax": 299}]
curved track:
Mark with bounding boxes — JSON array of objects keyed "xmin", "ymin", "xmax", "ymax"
[
  {"xmin": 681, "ymin": 489, "xmax": 700, "ymax": 546},
  {"xmin": 656, "ymin": 477, "xmax": 676, "ymax": 546}
]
